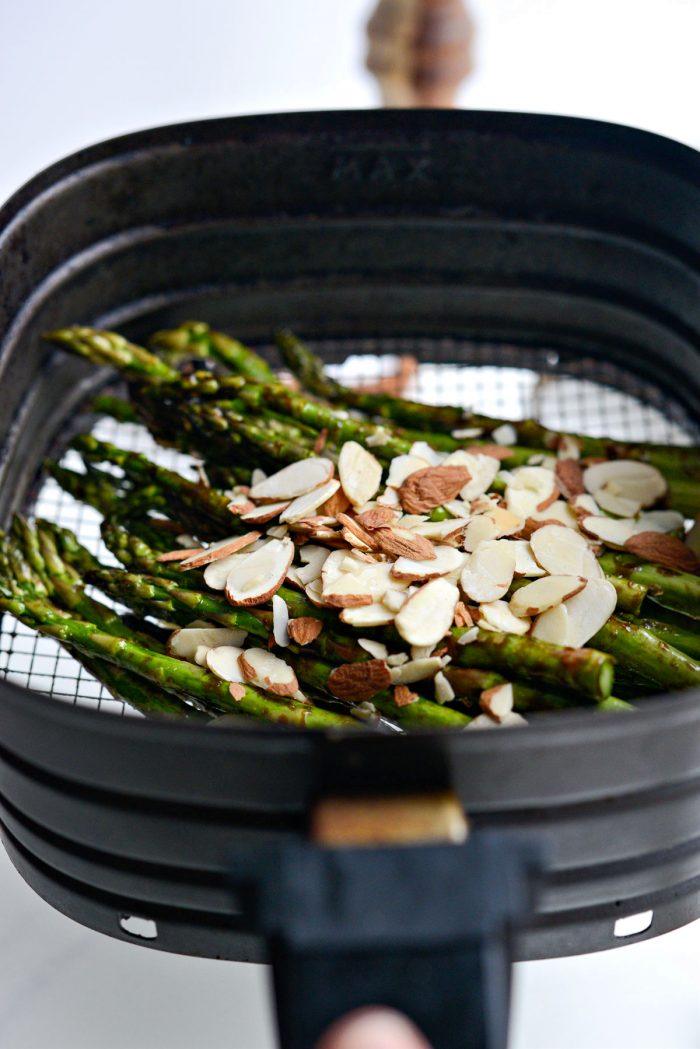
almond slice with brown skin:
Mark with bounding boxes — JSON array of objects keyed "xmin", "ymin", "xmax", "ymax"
[
  {"xmin": 480, "ymin": 683, "xmax": 514, "ymax": 721},
  {"xmin": 393, "ymin": 684, "xmax": 419, "ymax": 707},
  {"xmin": 168, "ymin": 627, "xmax": 248, "ymax": 660},
  {"xmin": 205, "ymin": 645, "xmax": 246, "ymax": 682},
  {"xmin": 319, "ymin": 486, "xmax": 351, "ymax": 518},
  {"xmin": 225, "ymin": 537, "xmax": 294, "ymax": 606},
  {"xmin": 356, "ymin": 506, "xmax": 399, "ymax": 530},
  {"xmin": 249, "ymin": 457, "xmax": 334, "ymax": 501},
  {"xmin": 530, "ymin": 524, "xmax": 603, "ymax": 580},
  {"xmin": 238, "ymin": 647, "xmax": 299, "ymax": 696},
  {"xmin": 157, "ymin": 547, "xmax": 204, "ymax": 563},
  {"xmin": 454, "ymin": 601, "xmax": 473, "ymax": 628},
  {"xmin": 203, "ymin": 543, "xmax": 267, "ymax": 590},
  {"xmin": 287, "ymin": 617, "xmax": 324, "ymax": 645},
  {"xmin": 410, "ymin": 518, "xmax": 471, "ymax": 543},
  {"xmin": 338, "ymin": 441, "xmax": 382, "ymax": 507},
  {"xmin": 460, "ymin": 540, "xmax": 516, "ymax": 603},
  {"xmin": 583, "ymin": 460, "xmax": 667, "ymax": 507},
  {"xmin": 505, "ymin": 466, "xmax": 558, "ymax": 518},
  {"xmin": 336, "ymin": 512, "xmax": 379, "ymax": 550},
  {"xmin": 579, "ymin": 515, "xmax": 636, "ymax": 549},
  {"xmin": 241, "ymin": 501, "xmax": 291, "ymax": 525},
  {"xmin": 463, "ymin": 508, "xmax": 521, "ymax": 552},
  {"xmin": 180, "ymin": 532, "xmax": 262, "ymax": 570},
  {"xmin": 373, "ymin": 526, "xmax": 437, "ymax": 561},
  {"xmin": 280, "ymin": 479, "xmax": 341, "ymax": 524},
  {"xmin": 386, "ymin": 454, "xmax": 431, "ymax": 488},
  {"xmin": 328, "ymin": 659, "xmax": 392, "ymax": 702},
  {"xmin": 398, "ymin": 465, "xmax": 471, "ymax": 514},
  {"xmin": 227, "ymin": 498, "xmax": 257, "ymax": 516},
  {"xmin": 391, "ymin": 545, "xmax": 465, "ymax": 581},
  {"xmin": 530, "ymin": 603, "xmax": 570, "ymax": 645},
  {"xmin": 625, "ymin": 531, "xmax": 700, "ymax": 574},
  {"xmin": 554, "ymin": 459, "xmax": 585, "ymax": 502},
  {"xmin": 509, "ymin": 575, "xmax": 587, "ymax": 617},
  {"xmin": 443, "ymin": 450, "xmax": 500, "ymax": 501},
  {"xmin": 563, "ymin": 578, "xmax": 618, "ymax": 647},
  {"xmin": 394, "ymin": 578, "xmax": 459, "ymax": 646}
]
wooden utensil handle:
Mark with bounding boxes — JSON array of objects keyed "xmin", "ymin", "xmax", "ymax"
[{"xmin": 366, "ymin": 0, "xmax": 475, "ymax": 107}]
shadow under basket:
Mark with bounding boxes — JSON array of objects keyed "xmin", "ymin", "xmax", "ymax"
[{"xmin": 1, "ymin": 110, "xmax": 699, "ymax": 1049}]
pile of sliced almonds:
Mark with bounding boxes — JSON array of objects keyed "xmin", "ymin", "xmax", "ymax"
[{"xmin": 158, "ymin": 439, "xmax": 697, "ymax": 725}]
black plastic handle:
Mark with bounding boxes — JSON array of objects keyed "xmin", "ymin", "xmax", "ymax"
[{"xmin": 228, "ymin": 831, "xmax": 541, "ymax": 1049}]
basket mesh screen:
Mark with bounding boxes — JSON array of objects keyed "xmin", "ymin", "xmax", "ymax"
[{"xmin": 1, "ymin": 338, "xmax": 697, "ymax": 717}]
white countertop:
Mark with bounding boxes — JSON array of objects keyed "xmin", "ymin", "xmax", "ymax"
[{"xmin": 2, "ymin": 1, "xmax": 700, "ymax": 1045}]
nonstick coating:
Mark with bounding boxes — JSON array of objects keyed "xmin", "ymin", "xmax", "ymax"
[{"xmin": 1, "ymin": 110, "xmax": 700, "ymax": 961}]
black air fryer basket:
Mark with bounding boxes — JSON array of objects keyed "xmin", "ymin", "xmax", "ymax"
[{"xmin": 1, "ymin": 111, "xmax": 700, "ymax": 1049}]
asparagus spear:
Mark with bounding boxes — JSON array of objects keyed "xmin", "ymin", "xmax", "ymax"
[
  {"xmin": 44, "ymin": 326, "xmax": 179, "ymax": 381},
  {"xmin": 276, "ymin": 329, "xmax": 700, "ymax": 475},
  {"xmin": 591, "ymin": 616, "xmax": 700, "ymax": 690},
  {"xmin": 620, "ymin": 615, "xmax": 700, "ymax": 662},
  {"xmin": 448, "ymin": 629, "xmax": 615, "ymax": 701},
  {"xmin": 150, "ymin": 321, "xmax": 277, "ymax": 384},
  {"xmin": 443, "ymin": 667, "xmax": 633, "ymax": 712},
  {"xmin": 0, "ymin": 589, "xmax": 358, "ymax": 728},
  {"xmin": 90, "ymin": 394, "xmax": 140, "ymax": 424},
  {"xmin": 599, "ymin": 552, "xmax": 700, "ymax": 620}
]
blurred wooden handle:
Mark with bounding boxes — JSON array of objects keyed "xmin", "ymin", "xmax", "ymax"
[{"xmin": 366, "ymin": 0, "xmax": 475, "ymax": 108}]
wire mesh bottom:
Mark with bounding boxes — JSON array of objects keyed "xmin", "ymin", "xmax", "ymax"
[{"xmin": 1, "ymin": 339, "xmax": 697, "ymax": 718}]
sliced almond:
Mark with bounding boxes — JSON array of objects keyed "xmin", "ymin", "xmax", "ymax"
[
  {"xmin": 241, "ymin": 501, "xmax": 291, "ymax": 525},
  {"xmin": 328, "ymin": 659, "xmax": 392, "ymax": 702},
  {"xmin": 625, "ymin": 532, "xmax": 700, "ymax": 574},
  {"xmin": 225, "ymin": 537, "xmax": 294, "ymax": 606},
  {"xmin": 386, "ymin": 453, "xmax": 431, "ymax": 488},
  {"xmin": 480, "ymin": 682, "xmax": 514, "ymax": 721},
  {"xmin": 251, "ymin": 468, "xmax": 267, "ymax": 486},
  {"xmin": 460, "ymin": 540, "xmax": 516, "ymax": 603},
  {"xmin": 530, "ymin": 501, "xmax": 579, "ymax": 529},
  {"xmin": 179, "ymin": 532, "xmax": 262, "ymax": 570},
  {"xmin": 399, "ymin": 465, "xmax": 471, "ymax": 514},
  {"xmin": 336, "ymin": 512, "xmax": 379, "ymax": 550},
  {"xmin": 280, "ymin": 479, "xmax": 341, "ymax": 524},
  {"xmin": 463, "ymin": 508, "xmax": 521, "ymax": 552},
  {"xmin": 454, "ymin": 601, "xmax": 473, "ymax": 628},
  {"xmin": 382, "ymin": 588, "xmax": 409, "ymax": 613},
  {"xmin": 442, "ymin": 450, "xmax": 500, "ymax": 501},
  {"xmin": 194, "ymin": 644, "xmax": 211, "ymax": 666},
  {"xmin": 227, "ymin": 499, "xmax": 257, "ymax": 516},
  {"xmin": 387, "ymin": 652, "xmax": 409, "ymax": 667},
  {"xmin": 340, "ymin": 602, "xmax": 396, "ymax": 627},
  {"xmin": 505, "ymin": 467, "xmax": 558, "ymax": 519},
  {"xmin": 322, "ymin": 575, "xmax": 374, "ymax": 608},
  {"xmin": 530, "ymin": 603, "xmax": 570, "ymax": 645},
  {"xmin": 228, "ymin": 681, "xmax": 246, "ymax": 702},
  {"xmin": 573, "ymin": 493, "xmax": 601, "ymax": 516},
  {"xmin": 579, "ymin": 515, "xmax": 636, "ymax": 549},
  {"xmin": 391, "ymin": 544, "xmax": 464, "ymax": 581},
  {"xmin": 202, "ymin": 543, "xmax": 266, "ymax": 590},
  {"xmin": 563, "ymin": 578, "xmax": 617, "ymax": 647},
  {"xmin": 490, "ymin": 423, "xmax": 517, "ymax": 445},
  {"xmin": 272, "ymin": 594, "xmax": 290, "ymax": 647},
  {"xmin": 509, "ymin": 539, "xmax": 546, "ymax": 578},
  {"xmin": 377, "ymin": 486, "xmax": 401, "ymax": 507},
  {"xmin": 250, "ymin": 457, "xmax": 334, "ymax": 501},
  {"xmin": 583, "ymin": 460, "xmax": 667, "ymax": 508},
  {"xmin": 530, "ymin": 524, "xmax": 603, "ymax": 579},
  {"xmin": 157, "ymin": 546, "xmax": 204, "ymax": 563},
  {"xmin": 478, "ymin": 601, "xmax": 530, "ymax": 635},
  {"xmin": 469, "ymin": 444, "xmax": 512, "ymax": 461},
  {"xmin": 394, "ymin": 578, "xmax": 459, "ymax": 646},
  {"xmin": 636, "ymin": 510, "xmax": 686, "ymax": 534},
  {"xmin": 319, "ymin": 486, "xmax": 351, "ymax": 518},
  {"xmin": 287, "ymin": 617, "xmax": 323, "ymax": 645},
  {"xmin": 374, "ymin": 525, "xmax": 436, "ymax": 561},
  {"xmin": 434, "ymin": 671, "xmax": 455, "ymax": 704},
  {"xmin": 206, "ymin": 644, "xmax": 247, "ymax": 682},
  {"xmin": 557, "ymin": 435, "xmax": 582, "ymax": 460},
  {"xmin": 457, "ymin": 626, "xmax": 480, "ymax": 645},
  {"xmin": 410, "ymin": 518, "xmax": 471, "ymax": 543},
  {"xmin": 167, "ymin": 627, "xmax": 247, "ymax": 660},
  {"xmin": 358, "ymin": 638, "xmax": 389, "ymax": 660},
  {"xmin": 338, "ymin": 441, "xmax": 382, "ymax": 507},
  {"xmin": 393, "ymin": 684, "xmax": 419, "ymax": 707},
  {"xmin": 594, "ymin": 489, "xmax": 642, "ymax": 518},
  {"xmin": 409, "ymin": 441, "xmax": 446, "ymax": 466},
  {"xmin": 267, "ymin": 524, "xmax": 289, "ymax": 540},
  {"xmin": 304, "ymin": 578, "xmax": 333, "ymax": 608},
  {"xmin": 356, "ymin": 506, "xmax": 399, "ymax": 530},
  {"xmin": 555, "ymin": 459, "xmax": 585, "ymax": 501},
  {"xmin": 509, "ymin": 575, "xmax": 587, "ymax": 617},
  {"xmin": 238, "ymin": 647, "xmax": 299, "ymax": 696},
  {"xmin": 390, "ymin": 656, "xmax": 443, "ymax": 685},
  {"xmin": 296, "ymin": 545, "xmax": 331, "ymax": 585}
]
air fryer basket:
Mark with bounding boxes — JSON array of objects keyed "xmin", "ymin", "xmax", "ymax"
[{"xmin": 1, "ymin": 111, "xmax": 700, "ymax": 1047}]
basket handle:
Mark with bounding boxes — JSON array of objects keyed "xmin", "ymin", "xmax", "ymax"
[{"xmin": 227, "ymin": 793, "xmax": 541, "ymax": 1049}]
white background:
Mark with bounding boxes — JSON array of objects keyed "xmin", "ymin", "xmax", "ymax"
[{"xmin": 2, "ymin": 1, "xmax": 700, "ymax": 1046}]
